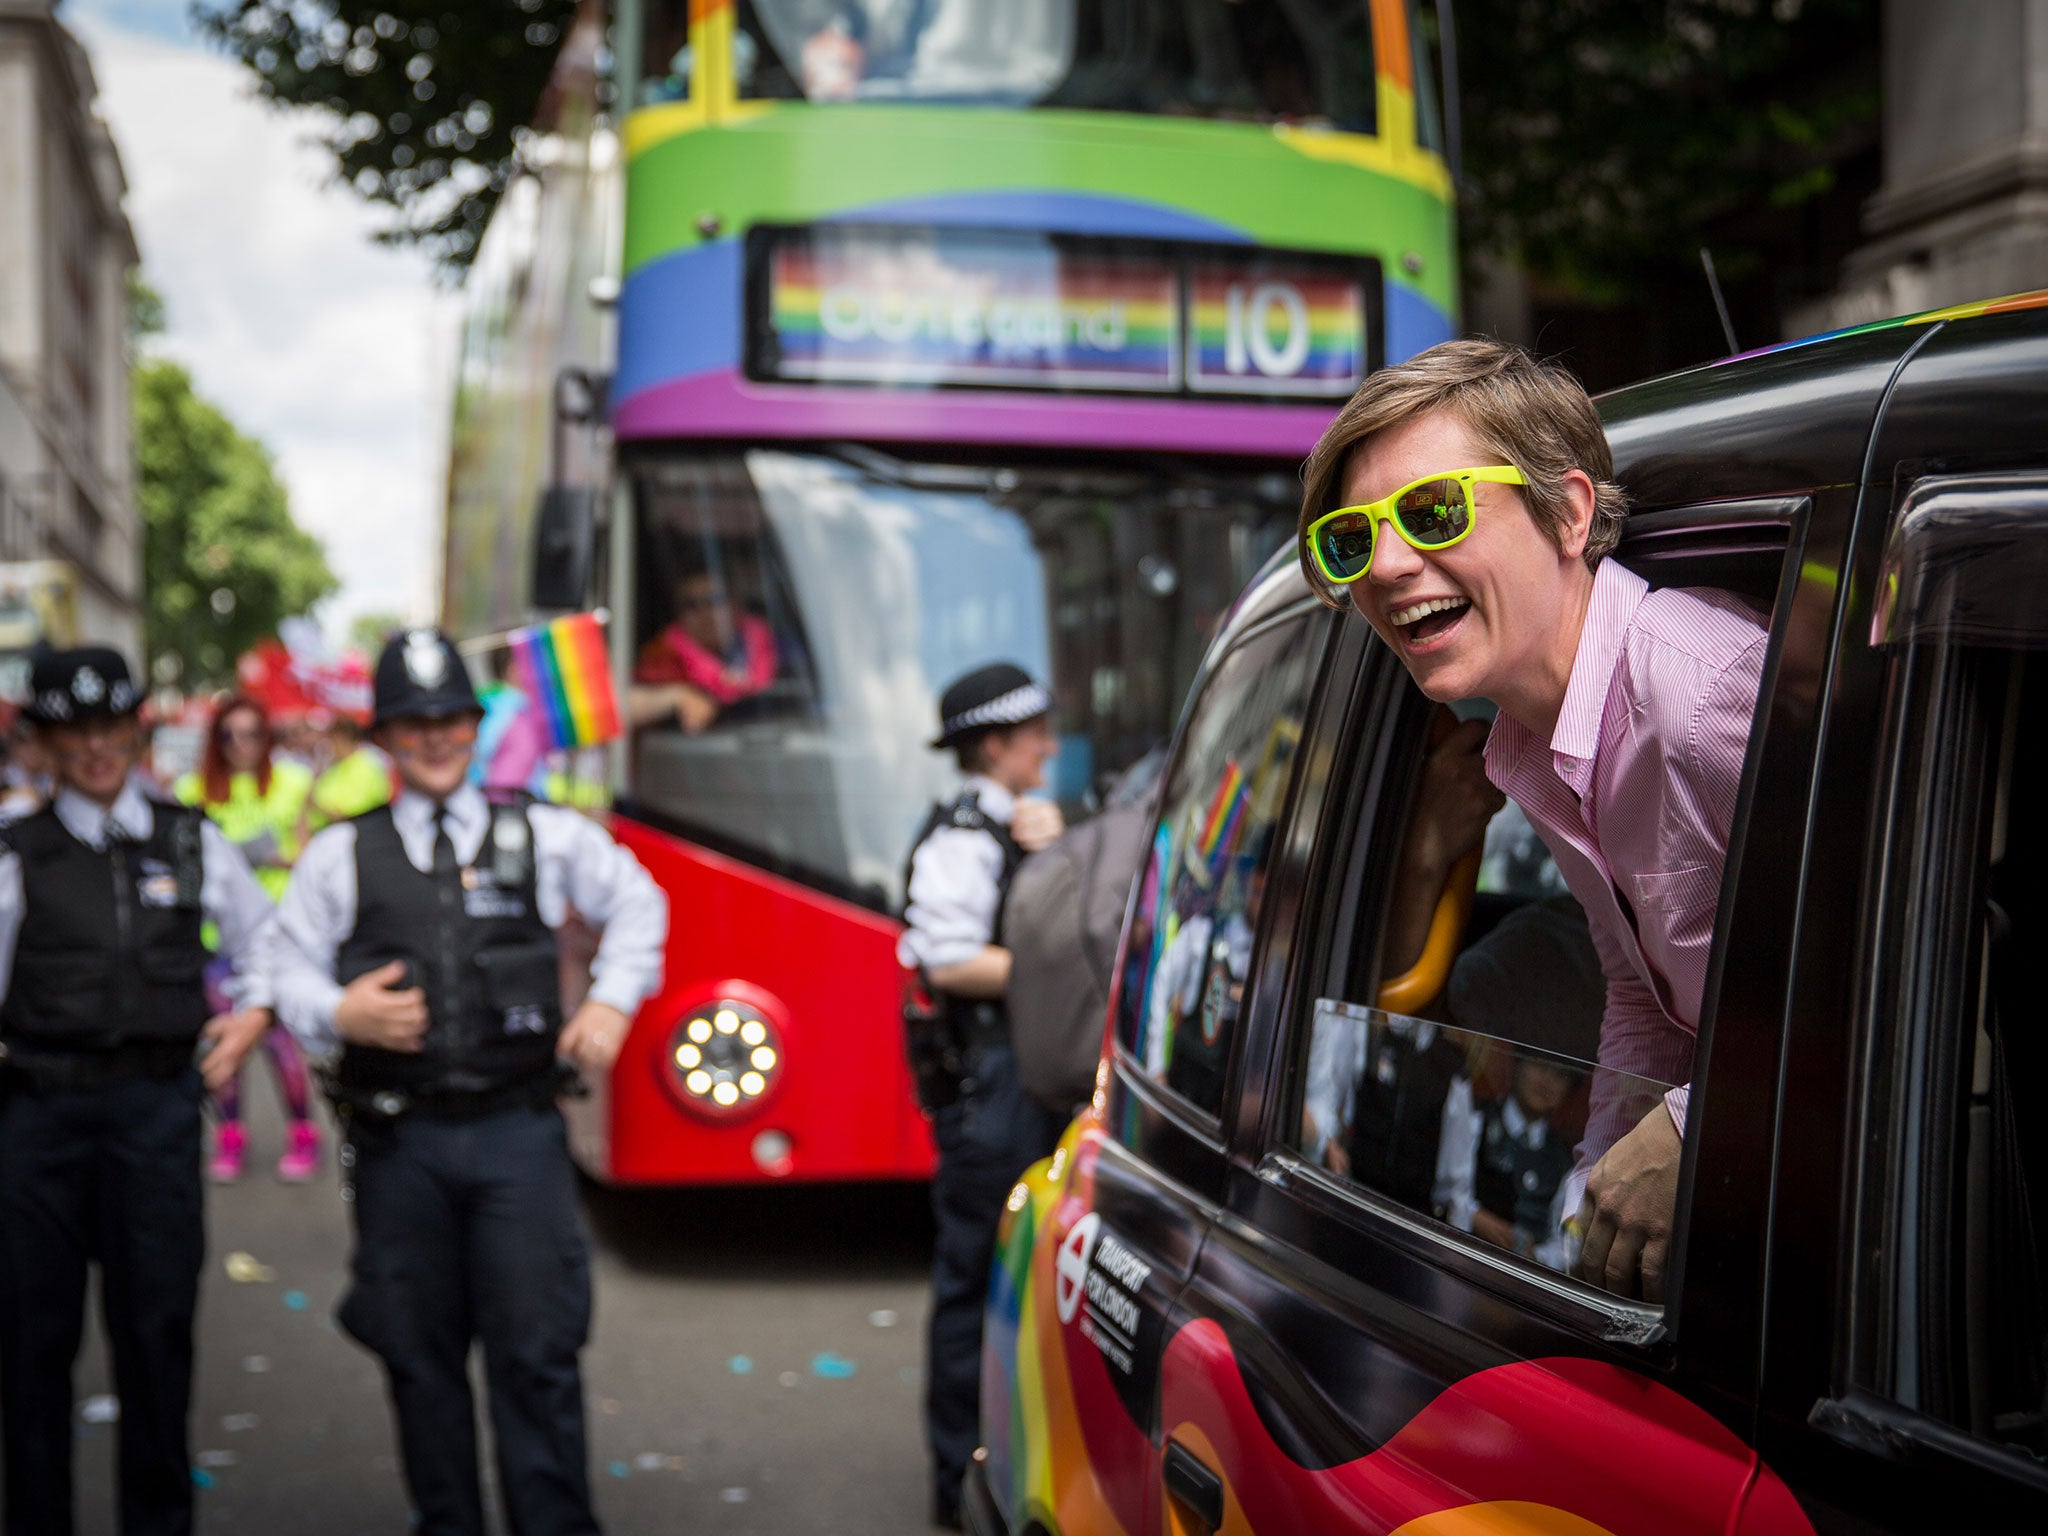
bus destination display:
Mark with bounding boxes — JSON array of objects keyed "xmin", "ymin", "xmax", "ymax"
[{"xmin": 753, "ymin": 226, "xmax": 1372, "ymax": 399}]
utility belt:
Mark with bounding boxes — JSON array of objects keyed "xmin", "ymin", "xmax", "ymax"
[
  {"xmin": 901, "ymin": 973, "xmax": 1009, "ymax": 1116},
  {"xmin": 325, "ymin": 1063, "xmax": 580, "ymax": 1126},
  {"xmin": 0, "ymin": 1038, "xmax": 195, "ymax": 1094}
]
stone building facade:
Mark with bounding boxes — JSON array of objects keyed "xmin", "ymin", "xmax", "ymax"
[{"xmin": 0, "ymin": 0, "xmax": 143, "ymax": 666}]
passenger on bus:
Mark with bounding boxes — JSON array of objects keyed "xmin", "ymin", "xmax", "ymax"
[
  {"xmin": 630, "ymin": 568, "xmax": 778, "ymax": 733},
  {"xmin": 1299, "ymin": 339, "xmax": 1767, "ymax": 1302}
]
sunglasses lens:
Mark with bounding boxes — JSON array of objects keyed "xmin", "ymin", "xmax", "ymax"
[
  {"xmin": 1315, "ymin": 513, "xmax": 1376, "ymax": 581},
  {"xmin": 1394, "ymin": 481, "xmax": 1471, "ymax": 547}
]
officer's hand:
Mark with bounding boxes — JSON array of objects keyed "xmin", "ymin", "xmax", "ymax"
[
  {"xmin": 1575, "ymin": 1101, "xmax": 1683, "ymax": 1302},
  {"xmin": 1011, "ymin": 798, "xmax": 1065, "ymax": 853},
  {"xmin": 559, "ymin": 1001, "xmax": 631, "ymax": 1074},
  {"xmin": 334, "ymin": 961, "xmax": 429, "ymax": 1053},
  {"xmin": 198, "ymin": 1007, "xmax": 271, "ymax": 1092}
]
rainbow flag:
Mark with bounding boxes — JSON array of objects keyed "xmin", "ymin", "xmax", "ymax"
[{"xmin": 509, "ymin": 612, "xmax": 621, "ymax": 749}]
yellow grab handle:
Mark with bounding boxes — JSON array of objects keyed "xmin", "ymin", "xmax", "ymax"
[{"xmin": 1375, "ymin": 844, "xmax": 1481, "ymax": 1016}]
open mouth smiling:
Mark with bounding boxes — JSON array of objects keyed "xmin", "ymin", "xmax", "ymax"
[{"xmin": 1387, "ymin": 594, "xmax": 1470, "ymax": 644}]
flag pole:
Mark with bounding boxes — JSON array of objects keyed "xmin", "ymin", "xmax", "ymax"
[{"xmin": 455, "ymin": 608, "xmax": 611, "ymax": 659}]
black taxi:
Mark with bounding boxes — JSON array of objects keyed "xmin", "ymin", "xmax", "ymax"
[{"xmin": 970, "ymin": 291, "xmax": 2048, "ymax": 1534}]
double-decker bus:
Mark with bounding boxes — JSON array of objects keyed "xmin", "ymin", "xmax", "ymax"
[{"xmin": 441, "ymin": 0, "xmax": 1456, "ymax": 1186}]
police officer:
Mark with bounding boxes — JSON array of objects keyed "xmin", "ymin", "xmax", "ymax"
[
  {"xmin": 0, "ymin": 647, "xmax": 277, "ymax": 1536},
  {"xmin": 271, "ymin": 628, "xmax": 666, "ymax": 1536},
  {"xmin": 901, "ymin": 663, "xmax": 1070, "ymax": 1528}
]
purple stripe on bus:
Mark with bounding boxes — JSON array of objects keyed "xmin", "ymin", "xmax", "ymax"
[
  {"xmin": 611, "ymin": 367, "xmax": 1338, "ymax": 457},
  {"xmin": 816, "ymin": 189, "xmax": 1248, "ymax": 243}
]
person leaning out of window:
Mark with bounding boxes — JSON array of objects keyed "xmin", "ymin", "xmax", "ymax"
[{"xmin": 1298, "ymin": 339, "xmax": 1767, "ymax": 1302}]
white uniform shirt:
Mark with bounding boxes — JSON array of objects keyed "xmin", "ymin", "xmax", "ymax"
[
  {"xmin": 272, "ymin": 782, "xmax": 668, "ymax": 1058},
  {"xmin": 896, "ymin": 775, "xmax": 1015, "ymax": 973},
  {"xmin": 0, "ymin": 778, "xmax": 278, "ymax": 1011}
]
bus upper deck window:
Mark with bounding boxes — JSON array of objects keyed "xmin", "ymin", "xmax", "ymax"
[
  {"xmin": 639, "ymin": 1, "xmax": 693, "ymax": 106},
  {"xmin": 735, "ymin": 1, "xmax": 1376, "ymax": 127}
]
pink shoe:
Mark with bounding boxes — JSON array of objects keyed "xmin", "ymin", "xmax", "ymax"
[
  {"xmin": 276, "ymin": 1121, "xmax": 321, "ymax": 1183},
  {"xmin": 209, "ymin": 1122, "xmax": 246, "ymax": 1184}
]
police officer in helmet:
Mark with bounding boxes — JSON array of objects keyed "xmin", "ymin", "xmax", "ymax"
[
  {"xmin": 0, "ymin": 647, "xmax": 277, "ymax": 1536},
  {"xmin": 901, "ymin": 662, "xmax": 1070, "ymax": 1528},
  {"xmin": 272, "ymin": 628, "xmax": 667, "ymax": 1536}
]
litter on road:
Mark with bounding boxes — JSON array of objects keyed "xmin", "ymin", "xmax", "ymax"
[
  {"xmin": 222, "ymin": 1414, "xmax": 259, "ymax": 1432},
  {"xmin": 223, "ymin": 1252, "xmax": 275, "ymax": 1284},
  {"xmin": 728, "ymin": 1355, "xmax": 753, "ymax": 1374},
  {"xmin": 78, "ymin": 1395, "xmax": 119, "ymax": 1424},
  {"xmin": 811, "ymin": 1352, "xmax": 858, "ymax": 1379},
  {"xmin": 867, "ymin": 1310, "xmax": 898, "ymax": 1328}
]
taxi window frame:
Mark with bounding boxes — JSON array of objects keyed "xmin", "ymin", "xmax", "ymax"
[
  {"xmin": 1243, "ymin": 497, "xmax": 1806, "ymax": 1348},
  {"xmin": 1109, "ymin": 597, "xmax": 1344, "ymax": 1164},
  {"xmin": 1821, "ymin": 472, "xmax": 2048, "ymax": 1492}
]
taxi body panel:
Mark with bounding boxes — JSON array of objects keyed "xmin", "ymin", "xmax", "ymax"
[{"xmin": 974, "ymin": 293, "xmax": 2048, "ymax": 1535}]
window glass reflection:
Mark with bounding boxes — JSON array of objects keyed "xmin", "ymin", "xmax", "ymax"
[{"xmin": 1118, "ymin": 619, "xmax": 1317, "ymax": 1115}]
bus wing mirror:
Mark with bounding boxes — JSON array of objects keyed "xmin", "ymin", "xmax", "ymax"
[{"xmin": 530, "ymin": 486, "xmax": 596, "ymax": 611}]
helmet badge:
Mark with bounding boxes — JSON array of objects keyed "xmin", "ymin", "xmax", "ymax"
[{"xmin": 402, "ymin": 630, "xmax": 448, "ymax": 687}]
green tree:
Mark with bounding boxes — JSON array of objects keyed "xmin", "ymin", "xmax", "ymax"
[
  {"xmin": 1448, "ymin": 0, "xmax": 1880, "ymax": 297},
  {"xmin": 192, "ymin": 1, "xmax": 576, "ymax": 269},
  {"xmin": 134, "ymin": 359, "xmax": 339, "ymax": 688}
]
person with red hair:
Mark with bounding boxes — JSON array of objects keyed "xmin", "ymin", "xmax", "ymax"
[{"xmin": 174, "ymin": 696, "xmax": 320, "ymax": 1182}]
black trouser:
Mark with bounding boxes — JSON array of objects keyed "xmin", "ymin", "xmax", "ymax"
[
  {"xmin": 926, "ymin": 1043, "xmax": 1066, "ymax": 1516},
  {"xmin": 0, "ymin": 1069, "xmax": 205, "ymax": 1536},
  {"xmin": 340, "ymin": 1102, "xmax": 599, "ymax": 1536}
]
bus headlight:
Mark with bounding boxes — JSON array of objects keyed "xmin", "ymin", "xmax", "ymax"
[{"xmin": 665, "ymin": 998, "xmax": 784, "ymax": 1118}]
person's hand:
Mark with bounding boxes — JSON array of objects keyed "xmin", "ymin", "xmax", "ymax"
[
  {"xmin": 1575, "ymin": 1101, "xmax": 1683, "ymax": 1301},
  {"xmin": 333, "ymin": 960, "xmax": 429, "ymax": 1052},
  {"xmin": 1011, "ymin": 798, "xmax": 1065, "ymax": 853},
  {"xmin": 558, "ymin": 1001, "xmax": 631, "ymax": 1073},
  {"xmin": 198, "ymin": 1007, "xmax": 272, "ymax": 1092},
  {"xmin": 674, "ymin": 686, "xmax": 718, "ymax": 734},
  {"xmin": 1400, "ymin": 717, "xmax": 1504, "ymax": 887},
  {"xmin": 1322, "ymin": 1137, "xmax": 1352, "ymax": 1178}
]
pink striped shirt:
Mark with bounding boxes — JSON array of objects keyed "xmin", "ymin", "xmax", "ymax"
[{"xmin": 1484, "ymin": 558, "xmax": 1767, "ymax": 1161}]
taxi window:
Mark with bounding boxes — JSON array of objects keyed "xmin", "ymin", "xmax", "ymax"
[
  {"xmin": 1116, "ymin": 615, "xmax": 1318, "ymax": 1119},
  {"xmin": 1856, "ymin": 641, "xmax": 2047, "ymax": 1462},
  {"xmin": 1290, "ymin": 687, "xmax": 1704, "ymax": 1309}
]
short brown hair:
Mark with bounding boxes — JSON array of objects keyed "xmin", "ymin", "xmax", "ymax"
[{"xmin": 1297, "ymin": 339, "xmax": 1628, "ymax": 607}]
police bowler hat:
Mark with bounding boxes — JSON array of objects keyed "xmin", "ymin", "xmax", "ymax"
[
  {"xmin": 372, "ymin": 627, "xmax": 481, "ymax": 726},
  {"xmin": 26, "ymin": 647, "xmax": 141, "ymax": 725},
  {"xmin": 932, "ymin": 662, "xmax": 1051, "ymax": 749}
]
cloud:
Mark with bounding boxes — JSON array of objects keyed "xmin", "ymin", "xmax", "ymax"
[{"xmin": 70, "ymin": 7, "xmax": 458, "ymax": 643}]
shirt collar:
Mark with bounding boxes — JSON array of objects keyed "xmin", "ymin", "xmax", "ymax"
[
  {"xmin": 1549, "ymin": 558, "xmax": 1648, "ymax": 767},
  {"xmin": 394, "ymin": 780, "xmax": 487, "ymax": 838},
  {"xmin": 963, "ymin": 774, "xmax": 1017, "ymax": 824},
  {"xmin": 54, "ymin": 776, "xmax": 155, "ymax": 850},
  {"xmin": 1500, "ymin": 1093, "xmax": 1546, "ymax": 1145},
  {"xmin": 1485, "ymin": 558, "xmax": 1649, "ymax": 800}
]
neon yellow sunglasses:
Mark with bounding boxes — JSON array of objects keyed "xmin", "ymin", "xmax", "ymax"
[{"xmin": 1304, "ymin": 465, "xmax": 1528, "ymax": 586}]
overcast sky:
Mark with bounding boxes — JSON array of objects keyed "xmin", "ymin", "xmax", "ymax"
[{"xmin": 70, "ymin": 0, "xmax": 457, "ymax": 645}]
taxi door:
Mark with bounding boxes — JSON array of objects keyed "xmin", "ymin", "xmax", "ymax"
[
  {"xmin": 1003, "ymin": 587, "xmax": 1342, "ymax": 1536},
  {"xmin": 1158, "ymin": 483, "xmax": 1832, "ymax": 1534}
]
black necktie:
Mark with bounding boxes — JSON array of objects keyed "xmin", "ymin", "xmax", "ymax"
[{"xmin": 431, "ymin": 806, "xmax": 458, "ymax": 881}]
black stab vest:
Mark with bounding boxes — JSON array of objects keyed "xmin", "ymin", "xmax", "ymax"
[
  {"xmin": 1474, "ymin": 1098, "xmax": 1575, "ymax": 1234},
  {"xmin": 0, "ymin": 802, "xmax": 209, "ymax": 1050},
  {"xmin": 1346, "ymin": 1022, "xmax": 1465, "ymax": 1215},
  {"xmin": 334, "ymin": 801, "xmax": 561, "ymax": 1099},
  {"xmin": 904, "ymin": 790, "xmax": 1024, "ymax": 1041}
]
